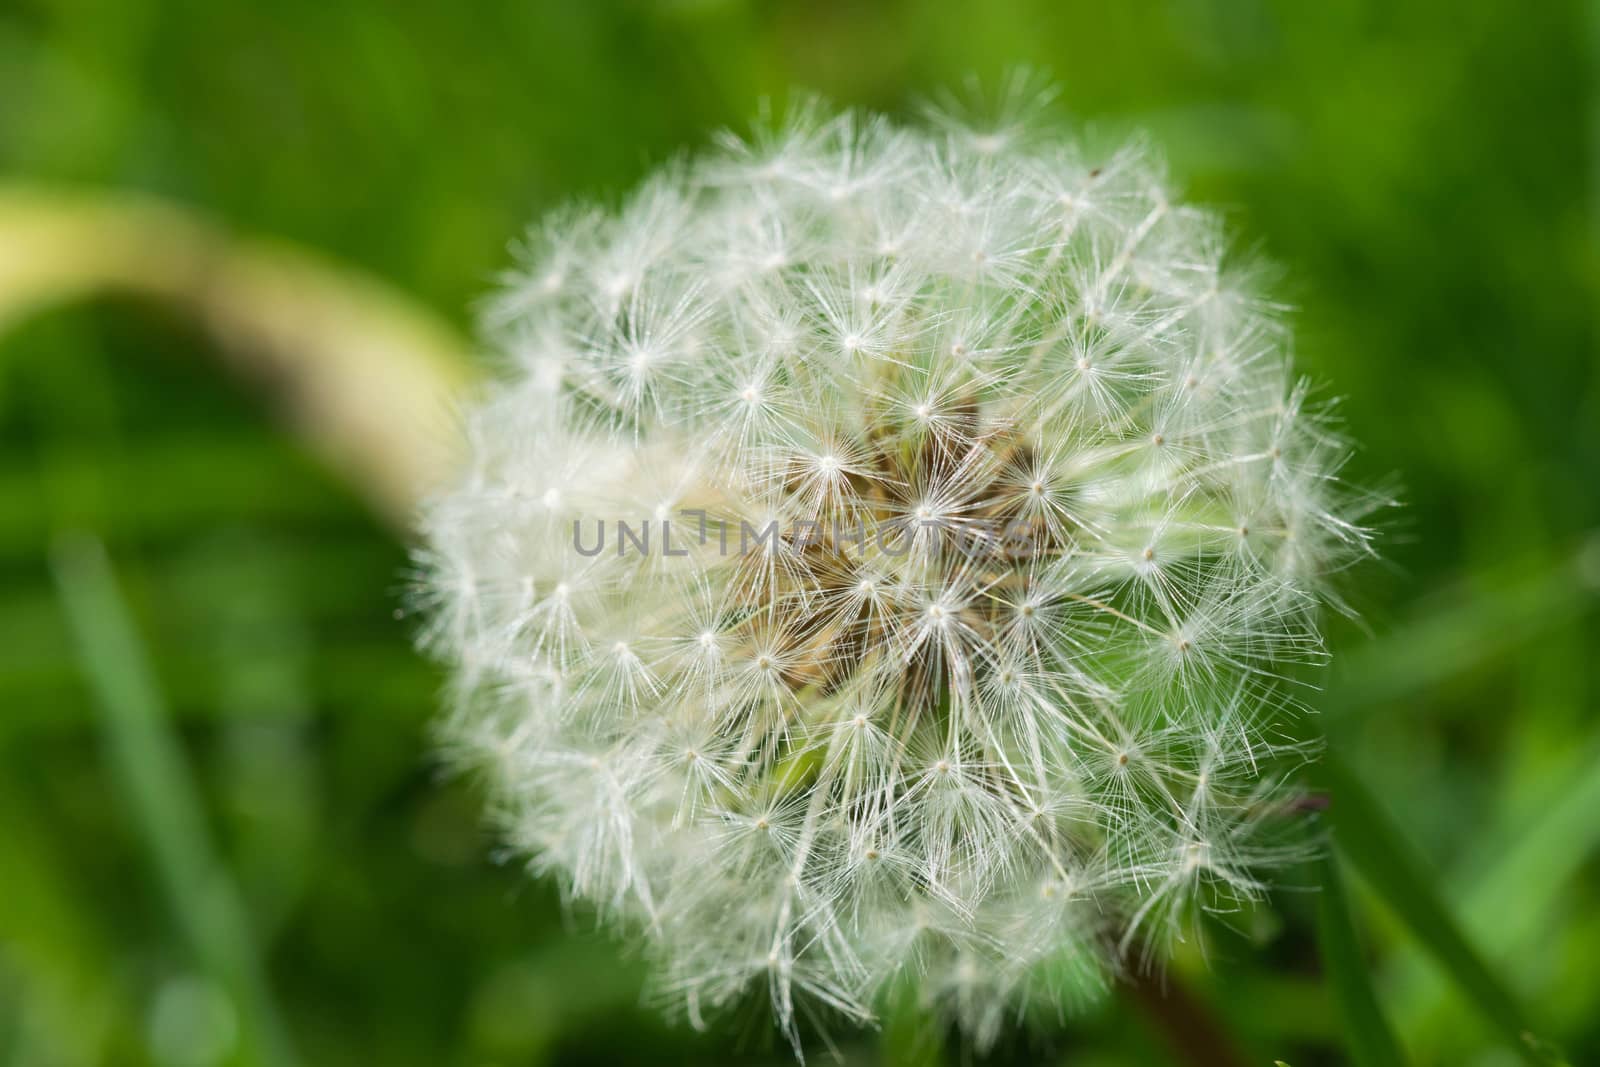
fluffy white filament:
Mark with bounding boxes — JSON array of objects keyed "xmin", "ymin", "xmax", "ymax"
[{"xmin": 416, "ymin": 90, "xmax": 1374, "ymax": 1052}]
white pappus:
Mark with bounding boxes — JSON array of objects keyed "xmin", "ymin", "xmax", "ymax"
[{"xmin": 415, "ymin": 82, "xmax": 1378, "ymax": 1054}]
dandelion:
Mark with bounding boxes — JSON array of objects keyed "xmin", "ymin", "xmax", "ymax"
[{"xmin": 415, "ymin": 86, "xmax": 1378, "ymax": 1053}]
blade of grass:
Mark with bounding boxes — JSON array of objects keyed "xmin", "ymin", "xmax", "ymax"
[
  {"xmin": 1322, "ymin": 752, "xmax": 1566, "ymax": 1067},
  {"xmin": 1321, "ymin": 537, "xmax": 1598, "ymax": 721},
  {"xmin": 1315, "ymin": 853, "xmax": 1405, "ymax": 1067},
  {"xmin": 1385, "ymin": 728, "xmax": 1600, "ymax": 1043},
  {"xmin": 878, "ymin": 973, "xmax": 942, "ymax": 1067},
  {"xmin": 50, "ymin": 534, "xmax": 299, "ymax": 1067}
]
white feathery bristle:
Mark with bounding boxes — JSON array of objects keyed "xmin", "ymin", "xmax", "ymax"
[{"xmin": 416, "ymin": 90, "xmax": 1377, "ymax": 1054}]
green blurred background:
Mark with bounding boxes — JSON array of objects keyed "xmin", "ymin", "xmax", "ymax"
[{"xmin": 1, "ymin": 1, "xmax": 1596, "ymax": 1064}]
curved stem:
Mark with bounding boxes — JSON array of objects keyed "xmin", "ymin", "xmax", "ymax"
[
  {"xmin": 0, "ymin": 184, "xmax": 474, "ymax": 525},
  {"xmin": 1125, "ymin": 964, "xmax": 1250, "ymax": 1067}
]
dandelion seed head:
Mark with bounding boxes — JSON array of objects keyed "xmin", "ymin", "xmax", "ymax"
[{"xmin": 416, "ymin": 87, "xmax": 1377, "ymax": 1053}]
